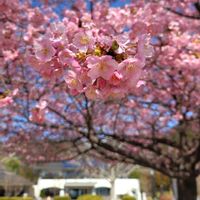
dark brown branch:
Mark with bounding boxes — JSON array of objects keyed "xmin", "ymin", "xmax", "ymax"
[{"xmin": 166, "ymin": 7, "xmax": 200, "ymax": 20}]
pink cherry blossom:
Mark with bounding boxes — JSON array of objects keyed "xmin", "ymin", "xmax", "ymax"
[
  {"xmin": 102, "ymin": 86, "xmax": 126, "ymax": 100},
  {"xmin": 0, "ymin": 96, "xmax": 13, "ymax": 108},
  {"xmin": 30, "ymin": 107, "xmax": 45, "ymax": 123},
  {"xmin": 58, "ymin": 49, "xmax": 75, "ymax": 65},
  {"xmin": 30, "ymin": 100, "xmax": 47, "ymax": 123},
  {"xmin": 73, "ymin": 31, "xmax": 95, "ymax": 52},
  {"xmin": 119, "ymin": 58, "xmax": 143, "ymax": 80},
  {"xmin": 87, "ymin": 56, "xmax": 118, "ymax": 81},
  {"xmin": 137, "ymin": 35, "xmax": 154, "ymax": 58},
  {"xmin": 34, "ymin": 38, "xmax": 56, "ymax": 62},
  {"xmin": 109, "ymin": 71, "xmax": 123, "ymax": 86},
  {"xmin": 64, "ymin": 70, "xmax": 83, "ymax": 92},
  {"xmin": 0, "ymin": 89, "xmax": 18, "ymax": 108},
  {"xmin": 85, "ymin": 86, "xmax": 100, "ymax": 100},
  {"xmin": 67, "ymin": 59, "xmax": 82, "ymax": 72}
]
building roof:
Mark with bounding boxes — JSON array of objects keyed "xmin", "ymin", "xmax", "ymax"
[
  {"xmin": 34, "ymin": 162, "xmax": 83, "ymax": 178},
  {"xmin": 34, "ymin": 162, "xmax": 80, "ymax": 172},
  {"xmin": 0, "ymin": 163, "xmax": 32, "ymax": 186}
]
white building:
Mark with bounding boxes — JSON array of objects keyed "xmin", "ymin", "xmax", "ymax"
[{"xmin": 34, "ymin": 178, "xmax": 142, "ymax": 200}]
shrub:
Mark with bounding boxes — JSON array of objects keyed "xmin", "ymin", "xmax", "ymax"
[
  {"xmin": 40, "ymin": 190, "xmax": 46, "ymax": 198},
  {"xmin": 0, "ymin": 198, "xmax": 33, "ymax": 200},
  {"xmin": 54, "ymin": 196, "xmax": 70, "ymax": 200},
  {"xmin": 77, "ymin": 194, "xmax": 103, "ymax": 200},
  {"xmin": 121, "ymin": 195, "xmax": 136, "ymax": 200}
]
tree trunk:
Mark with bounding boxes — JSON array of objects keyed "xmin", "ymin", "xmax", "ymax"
[
  {"xmin": 110, "ymin": 167, "xmax": 116, "ymax": 200},
  {"xmin": 176, "ymin": 176, "xmax": 197, "ymax": 200},
  {"xmin": 110, "ymin": 179, "xmax": 116, "ymax": 200}
]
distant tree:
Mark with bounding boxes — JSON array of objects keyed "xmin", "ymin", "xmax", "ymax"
[
  {"xmin": 155, "ymin": 171, "xmax": 171, "ymax": 192},
  {"xmin": 2, "ymin": 157, "xmax": 39, "ymax": 182},
  {"xmin": 129, "ymin": 168, "xmax": 171, "ymax": 197}
]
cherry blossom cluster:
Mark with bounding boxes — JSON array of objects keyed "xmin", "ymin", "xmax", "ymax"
[
  {"xmin": 0, "ymin": 0, "xmax": 23, "ymax": 108},
  {"xmin": 0, "ymin": 0, "xmax": 51, "ymax": 108},
  {"xmin": 0, "ymin": 88, "xmax": 18, "ymax": 108},
  {"xmin": 0, "ymin": 0, "xmax": 25, "ymax": 66},
  {"xmin": 28, "ymin": 6, "xmax": 154, "ymax": 100}
]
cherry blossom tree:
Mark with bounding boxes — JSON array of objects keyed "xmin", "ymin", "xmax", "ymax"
[{"xmin": 0, "ymin": 1, "xmax": 200, "ymax": 200}]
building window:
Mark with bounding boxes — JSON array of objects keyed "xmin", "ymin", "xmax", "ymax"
[
  {"xmin": 95, "ymin": 187, "xmax": 110, "ymax": 196},
  {"xmin": 67, "ymin": 188, "xmax": 93, "ymax": 199}
]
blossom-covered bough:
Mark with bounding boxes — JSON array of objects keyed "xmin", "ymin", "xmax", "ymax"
[{"xmin": 0, "ymin": 1, "xmax": 200, "ymax": 200}]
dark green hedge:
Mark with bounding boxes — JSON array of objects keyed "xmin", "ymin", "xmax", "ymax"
[
  {"xmin": 121, "ymin": 195, "xmax": 136, "ymax": 200},
  {"xmin": 54, "ymin": 196, "xmax": 71, "ymax": 200},
  {"xmin": 77, "ymin": 194, "xmax": 103, "ymax": 200},
  {"xmin": 0, "ymin": 198, "xmax": 33, "ymax": 200}
]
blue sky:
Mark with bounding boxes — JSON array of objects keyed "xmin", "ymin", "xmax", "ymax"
[{"xmin": 32, "ymin": 0, "xmax": 132, "ymax": 16}]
